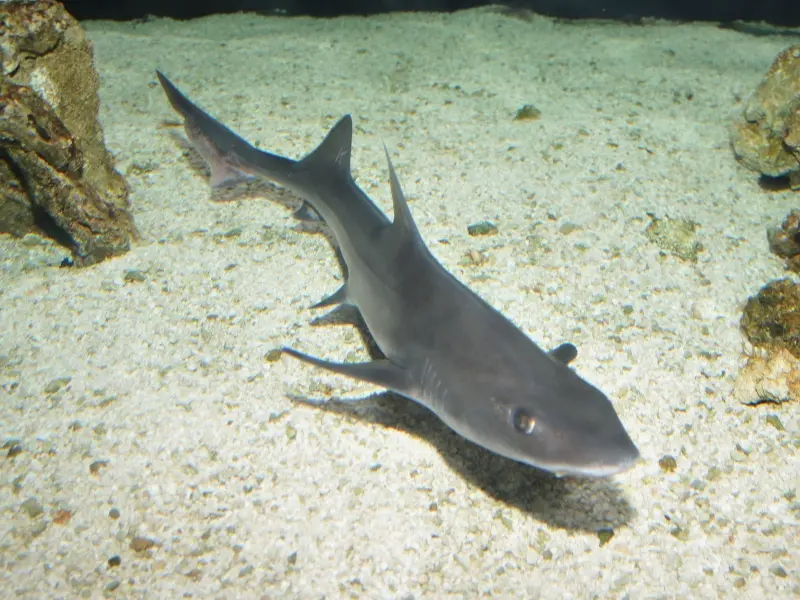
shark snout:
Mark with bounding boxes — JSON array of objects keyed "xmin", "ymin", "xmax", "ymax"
[{"xmin": 540, "ymin": 418, "xmax": 641, "ymax": 478}]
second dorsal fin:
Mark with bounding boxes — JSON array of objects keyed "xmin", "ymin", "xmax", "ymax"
[{"xmin": 298, "ymin": 115, "xmax": 353, "ymax": 176}]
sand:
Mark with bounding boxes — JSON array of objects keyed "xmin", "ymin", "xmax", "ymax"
[{"xmin": 1, "ymin": 7, "xmax": 797, "ymax": 599}]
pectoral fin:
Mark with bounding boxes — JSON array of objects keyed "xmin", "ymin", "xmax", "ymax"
[{"xmin": 281, "ymin": 347, "xmax": 413, "ymax": 395}]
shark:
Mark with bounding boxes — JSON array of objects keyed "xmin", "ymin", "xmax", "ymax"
[{"xmin": 156, "ymin": 71, "xmax": 640, "ymax": 478}]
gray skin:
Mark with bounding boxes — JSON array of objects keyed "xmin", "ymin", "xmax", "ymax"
[{"xmin": 157, "ymin": 71, "xmax": 640, "ymax": 478}]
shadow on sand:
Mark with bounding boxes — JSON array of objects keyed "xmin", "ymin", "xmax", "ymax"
[
  {"xmin": 289, "ymin": 308, "xmax": 636, "ymax": 534},
  {"xmin": 290, "ymin": 387, "xmax": 637, "ymax": 533}
]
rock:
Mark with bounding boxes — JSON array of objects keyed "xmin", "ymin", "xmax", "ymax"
[
  {"xmin": 730, "ymin": 45, "xmax": 800, "ymax": 189},
  {"xmin": 644, "ymin": 213, "xmax": 702, "ymax": 262},
  {"xmin": 20, "ymin": 497, "xmax": 44, "ymax": 518},
  {"xmin": 130, "ymin": 535, "xmax": 158, "ymax": 553},
  {"xmin": 740, "ymin": 278, "xmax": 800, "ymax": 359},
  {"xmin": 767, "ymin": 209, "xmax": 800, "ymax": 273},
  {"xmin": 735, "ymin": 279, "xmax": 799, "ymax": 405},
  {"xmin": 0, "ymin": 0, "xmax": 137, "ymax": 265},
  {"xmin": 733, "ymin": 348, "xmax": 799, "ymax": 405},
  {"xmin": 467, "ymin": 220, "xmax": 498, "ymax": 236},
  {"xmin": 658, "ymin": 455, "xmax": 678, "ymax": 472},
  {"xmin": 513, "ymin": 104, "xmax": 541, "ymax": 121}
]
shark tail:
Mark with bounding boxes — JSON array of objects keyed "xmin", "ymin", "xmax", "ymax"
[{"xmin": 156, "ymin": 70, "xmax": 296, "ymax": 189}]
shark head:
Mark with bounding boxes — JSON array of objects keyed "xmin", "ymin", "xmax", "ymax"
[{"xmin": 447, "ymin": 366, "xmax": 641, "ymax": 478}]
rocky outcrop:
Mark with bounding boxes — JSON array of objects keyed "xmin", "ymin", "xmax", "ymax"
[{"xmin": 0, "ymin": 0, "xmax": 137, "ymax": 265}]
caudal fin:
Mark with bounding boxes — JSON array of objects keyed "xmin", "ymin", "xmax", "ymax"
[{"xmin": 156, "ymin": 71, "xmax": 295, "ymax": 188}]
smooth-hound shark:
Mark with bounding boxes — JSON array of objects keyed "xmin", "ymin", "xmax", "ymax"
[{"xmin": 156, "ymin": 71, "xmax": 640, "ymax": 478}]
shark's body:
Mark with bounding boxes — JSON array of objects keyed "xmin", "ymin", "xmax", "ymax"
[{"xmin": 157, "ymin": 71, "xmax": 640, "ymax": 478}]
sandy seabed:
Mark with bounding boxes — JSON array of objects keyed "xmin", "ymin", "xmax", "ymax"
[{"xmin": 1, "ymin": 7, "xmax": 798, "ymax": 599}]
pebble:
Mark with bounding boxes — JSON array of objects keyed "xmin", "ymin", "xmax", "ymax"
[
  {"xmin": 467, "ymin": 221, "xmax": 498, "ymax": 236},
  {"xmin": 90, "ymin": 460, "xmax": 109, "ymax": 475},
  {"xmin": 123, "ymin": 269, "xmax": 146, "ymax": 283},
  {"xmin": 44, "ymin": 377, "xmax": 71, "ymax": 394},
  {"xmin": 658, "ymin": 455, "xmax": 678, "ymax": 472},
  {"xmin": 21, "ymin": 497, "xmax": 44, "ymax": 518},
  {"xmin": 769, "ymin": 564, "xmax": 787, "ymax": 578},
  {"xmin": 238, "ymin": 564, "xmax": 253, "ymax": 578},
  {"xmin": 130, "ymin": 536, "xmax": 157, "ymax": 552}
]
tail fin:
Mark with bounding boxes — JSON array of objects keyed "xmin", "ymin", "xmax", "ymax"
[{"xmin": 156, "ymin": 71, "xmax": 295, "ymax": 188}]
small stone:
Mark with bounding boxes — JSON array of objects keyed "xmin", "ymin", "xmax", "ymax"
[
  {"xmin": 218, "ymin": 227, "xmax": 242, "ymax": 239},
  {"xmin": 467, "ymin": 221, "xmax": 498, "ymax": 236},
  {"xmin": 108, "ymin": 555, "xmax": 121, "ymax": 567},
  {"xmin": 558, "ymin": 222, "xmax": 580, "ymax": 235},
  {"xmin": 670, "ymin": 525, "xmax": 689, "ymax": 541},
  {"xmin": 104, "ymin": 579, "xmax": 120, "ymax": 592},
  {"xmin": 21, "ymin": 497, "xmax": 43, "ymax": 518},
  {"xmin": 264, "ymin": 349, "xmax": 282, "ymax": 363},
  {"xmin": 597, "ymin": 528, "xmax": 614, "ymax": 547},
  {"xmin": 287, "ymin": 551, "xmax": 297, "ymax": 565},
  {"xmin": 733, "ymin": 577, "xmax": 746, "ymax": 588},
  {"xmin": 770, "ymin": 564, "xmax": 788, "ymax": 578},
  {"xmin": 513, "ymin": 104, "xmax": 542, "ymax": 121},
  {"xmin": 44, "ymin": 377, "xmax": 72, "ymax": 394},
  {"xmin": 52, "ymin": 509, "xmax": 73, "ymax": 525},
  {"xmin": 6, "ymin": 443, "xmax": 22, "ymax": 458},
  {"xmin": 29, "ymin": 520, "xmax": 47, "ymax": 537},
  {"xmin": 765, "ymin": 414, "xmax": 784, "ymax": 431},
  {"xmin": 658, "ymin": 455, "xmax": 678, "ymax": 472},
  {"xmin": 108, "ymin": 507, "xmax": 121, "ymax": 519},
  {"xmin": 89, "ymin": 459, "xmax": 109, "ymax": 475},
  {"xmin": 130, "ymin": 536, "xmax": 157, "ymax": 553},
  {"xmin": 123, "ymin": 270, "xmax": 146, "ymax": 283},
  {"xmin": 239, "ymin": 564, "xmax": 254, "ymax": 577}
]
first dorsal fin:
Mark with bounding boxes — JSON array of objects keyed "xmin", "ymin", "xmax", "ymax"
[
  {"xmin": 298, "ymin": 115, "xmax": 353, "ymax": 175},
  {"xmin": 383, "ymin": 146, "xmax": 420, "ymax": 238}
]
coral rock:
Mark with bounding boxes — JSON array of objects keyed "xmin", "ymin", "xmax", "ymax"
[
  {"xmin": 736, "ymin": 278, "xmax": 800, "ymax": 404},
  {"xmin": 767, "ymin": 209, "xmax": 800, "ymax": 272},
  {"xmin": 733, "ymin": 348, "xmax": 799, "ymax": 405},
  {"xmin": 0, "ymin": 0, "xmax": 136, "ymax": 265},
  {"xmin": 740, "ymin": 278, "xmax": 800, "ymax": 358},
  {"xmin": 730, "ymin": 45, "xmax": 800, "ymax": 189}
]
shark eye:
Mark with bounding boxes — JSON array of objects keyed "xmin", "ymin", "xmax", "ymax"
[{"xmin": 511, "ymin": 408, "xmax": 536, "ymax": 434}]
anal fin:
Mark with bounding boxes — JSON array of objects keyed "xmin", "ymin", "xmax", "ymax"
[
  {"xmin": 293, "ymin": 201, "xmax": 323, "ymax": 222},
  {"xmin": 310, "ymin": 284, "xmax": 349, "ymax": 309}
]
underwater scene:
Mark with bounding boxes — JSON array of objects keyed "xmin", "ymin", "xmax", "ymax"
[{"xmin": 0, "ymin": 2, "xmax": 797, "ymax": 598}]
